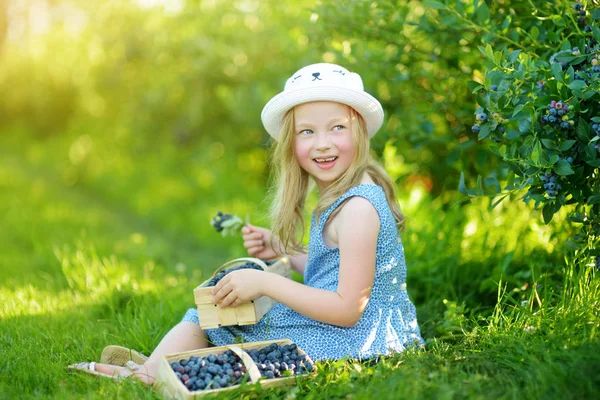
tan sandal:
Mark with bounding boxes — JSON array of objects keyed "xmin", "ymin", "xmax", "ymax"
[
  {"xmin": 67, "ymin": 361, "xmax": 135, "ymax": 381},
  {"xmin": 100, "ymin": 345, "xmax": 148, "ymax": 366}
]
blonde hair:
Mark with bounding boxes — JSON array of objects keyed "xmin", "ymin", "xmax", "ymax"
[{"xmin": 267, "ymin": 104, "xmax": 405, "ymax": 255}]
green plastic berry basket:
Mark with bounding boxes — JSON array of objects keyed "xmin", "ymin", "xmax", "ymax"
[{"xmin": 194, "ymin": 257, "xmax": 291, "ymax": 329}]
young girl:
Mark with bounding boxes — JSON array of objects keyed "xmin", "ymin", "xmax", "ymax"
[{"xmin": 73, "ymin": 63, "xmax": 424, "ymax": 384}]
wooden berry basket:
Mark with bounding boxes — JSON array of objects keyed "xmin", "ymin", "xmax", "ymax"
[
  {"xmin": 154, "ymin": 339, "xmax": 313, "ymax": 399},
  {"xmin": 194, "ymin": 257, "xmax": 291, "ymax": 329}
]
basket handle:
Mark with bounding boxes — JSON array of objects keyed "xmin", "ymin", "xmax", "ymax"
[
  {"xmin": 225, "ymin": 345, "xmax": 262, "ymax": 383},
  {"xmin": 212, "ymin": 257, "xmax": 270, "ymax": 277}
]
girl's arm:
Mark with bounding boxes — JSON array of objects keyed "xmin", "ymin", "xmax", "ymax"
[
  {"xmin": 215, "ymin": 197, "xmax": 380, "ymax": 327},
  {"xmin": 286, "ymin": 251, "xmax": 308, "ymax": 275}
]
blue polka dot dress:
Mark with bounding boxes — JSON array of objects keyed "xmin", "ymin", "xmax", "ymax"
[{"xmin": 182, "ymin": 184, "xmax": 424, "ymax": 361}]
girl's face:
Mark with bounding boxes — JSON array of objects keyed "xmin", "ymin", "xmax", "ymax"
[{"xmin": 293, "ymin": 101, "xmax": 356, "ymax": 192}]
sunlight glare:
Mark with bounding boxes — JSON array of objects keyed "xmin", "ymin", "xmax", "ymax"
[{"xmin": 135, "ymin": 0, "xmax": 184, "ymax": 15}]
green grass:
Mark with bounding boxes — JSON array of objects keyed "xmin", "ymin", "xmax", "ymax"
[{"xmin": 1, "ymin": 130, "xmax": 599, "ymax": 399}]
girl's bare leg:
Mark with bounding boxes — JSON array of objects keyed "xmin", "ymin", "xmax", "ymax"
[{"xmin": 95, "ymin": 321, "xmax": 209, "ymax": 384}]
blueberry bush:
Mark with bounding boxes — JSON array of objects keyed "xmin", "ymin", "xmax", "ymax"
[{"xmin": 431, "ymin": 0, "xmax": 600, "ymax": 262}]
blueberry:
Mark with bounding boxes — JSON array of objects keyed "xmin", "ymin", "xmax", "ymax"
[
  {"xmin": 549, "ymin": 116, "xmax": 557, "ymax": 124},
  {"xmin": 476, "ymin": 113, "xmax": 488, "ymax": 122},
  {"xmin": 498, "ymin": 126, "xmax": 505, "ymax": 133},
  {"xmin": 490, "ymin": 85, "xmax": 498, "ymax": 91},
  {"xmin": 549, "ymin": 176, "xmax": 556, "ymax": 183},
  {"xmin": 567, "ymin": 157, "xmax": 573, "ymax": 164},
  {"xmin": 265, "ymin": 370, "xmax": 275, "ymax": 379},
  {"xmin": 472, "ymin": 125, "xmax": 481, "ymax": 134},
  {"xmin": 561, "ymin": 121, "xmax": 570, "ymax": 129},
  {"xmin": 549, "ymin": 108, "xmax": 557, "ymax": 116}
]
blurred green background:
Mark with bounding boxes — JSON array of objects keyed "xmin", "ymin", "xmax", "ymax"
[{"xmin": 2, "ymin": 1, "xmax": 594, "ymax": 398}]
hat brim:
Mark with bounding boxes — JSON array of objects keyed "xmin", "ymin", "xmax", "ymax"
[{"xmin": 261, "ymin": 86, "xmax": 384, "ymax": 141}]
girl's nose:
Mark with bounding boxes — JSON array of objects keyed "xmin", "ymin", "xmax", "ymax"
[{"xmin": 315, "ymin": 133, "xmax": 332, "ymax": 150}]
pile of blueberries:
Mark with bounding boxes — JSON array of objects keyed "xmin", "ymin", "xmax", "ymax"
[
  {"xmin": 170, "ymin": 350, "xmax": 248, "ymax": 391},
  {"xmin": 170, "ymin": 344, "xmax": 316, "ymax": 392},
  {"xmin": 540, "ymin": 172, "xmax": 562, "ymax": 199},
  {"xmin": 541, "ymin": 101, "xmax": 573, "ymax": 130},
  {"xmin": 246, "ymin": 343, "xmax": 316, "ymax": 379},
  {"xmin": 204, "ymin": 260, "xmax": 276, "ymax": 287}
]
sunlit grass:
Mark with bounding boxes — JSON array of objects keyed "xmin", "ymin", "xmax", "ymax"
[{"xmin": 1, "ymin": 131, "xmax": 598, "ymax": 399}]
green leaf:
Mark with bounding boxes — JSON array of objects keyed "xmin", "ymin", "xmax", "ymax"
[
  {"xmin": 476, "ymin": 2, "xmax": 489, "ymax": 24},
  {"xmin": 508, "ymin": 50, "xmax": 522, "ymax": 63},
  {"xmin": 542, "ymin": 203, "xmax": 555, "ymax": 224},
  {"xmin": 531, "ymin": 141, "xmax": 541, "ymax": 164},
  {"xmin": 559, "ymin": 139, "xmax": 577, "ymax": 151},
  {"xmin": 569, "ymin": 80, "xmax": 587, "ymax": 90},
  {"xmin": 577, "ymin": 119, "xmax": 591, "ymax": 141},
  {"xmin": 471, "ymin": 84, "xmax": 484, "ymax": 94},
  {"xmin": 553, "ymin": 159, "xmax": 575, "ymax": 176},
  {"xmin": 588, "ymin": 195, "xmax": 600, "ymax": 205},
  {"xmin": 484, "ymin": 176, "xmax": 500, "ymax": 194},
  {"xmin": 476, "ymin": 175, "xmax": 484, "ymax": 196},
  {"xmin": 512, "ymin": 103, "xmax": 525, "ymax": 117},
  {"xmin": 423, "ymin": 0, "xmax": 447, "ymax": 9},
  {"xmin": 485, "ymin": 44, "xmax": 494, "ymax": 61},
  {"xmin": 518, "ymin": 117, "xmax": 532, "ymax": 133},
  {"xmin": 541, "ymin": 139, "xmax": 557, "ymax": 150},
  {"xmin": 551, "ymin": 62, "xmax": 564, "ymax": 83},
  {"xmin": 552, "ymin": 15, "xmax": 566, "ymax": 27},
  {"xmin": 478, "ymin": 124, "xmax": 490, "ymax": 140},
  {"xmin": 530, "ymin": 25, "xmax": 539, "ymax": 40},
  {"xmin": 459, "ymin": 172, "xmax": 476, "ymax": 196}
]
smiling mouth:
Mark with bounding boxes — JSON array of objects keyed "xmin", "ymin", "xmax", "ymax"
[{"xmin": 314, "ymin": 156, "xmax": 338, "ymax": 163}]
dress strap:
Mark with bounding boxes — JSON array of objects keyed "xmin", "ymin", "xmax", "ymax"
[{"xmin": 318, "ymin": 184, "xmax": 385, "ymax": 228}]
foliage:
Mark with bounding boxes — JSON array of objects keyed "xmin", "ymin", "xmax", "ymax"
[
  {"xmin": 418, "ymin": 0, "xmax": 600, "ymax": 258},
  {"xmin": 0, "ymin": 0, "xmax": 316, "ymax": 151},
  {"xmin": 311, "ymin": 0, "xmax": 505, "ymax": 196}
]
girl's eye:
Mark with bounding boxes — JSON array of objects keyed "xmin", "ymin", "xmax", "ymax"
[
  {"xmin": 332, "ymin": 125, "xmax": 345, "ymax": 131},
  {"xmin": 299, "ymin": 129, "xmax": 313, "ymax": 135}
]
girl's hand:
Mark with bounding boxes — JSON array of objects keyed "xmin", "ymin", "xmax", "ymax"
[
  {"xmin": 211, "ymin": 269, "xmax": 266, "ymax": 308},
  {"xmin": 242, "ymin": 224, "xmax": 282, "ymax": 260}
]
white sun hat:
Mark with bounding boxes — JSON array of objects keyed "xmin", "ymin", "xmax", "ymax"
[{"xmin": 261, "ymin": 63, "xmax": 384, "ymax": 141}]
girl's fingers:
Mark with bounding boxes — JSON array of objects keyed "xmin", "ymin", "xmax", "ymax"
[
  {"xmin": 242, "ymin": 232, "xmax": 263, "ymax": 242},
  {"xmin": 244, "ymin": 239, "xmax": 264, "ymax": 249},
  {"xmin": 219, "ymin": 290, "xmax": 238, "ymax": 308},
  {"xmin": 247, "ymin": 246, "xmax": 263, "ymax": 257},
  {"xmin": 212, "ymin": 275, "xmax": 230, "ymax": 296}
]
